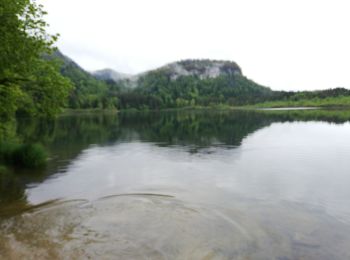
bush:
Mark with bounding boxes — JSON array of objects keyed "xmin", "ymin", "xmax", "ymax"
[
  {"xmin": 0, "ymin": 142, "xmax": 47, "ymax": 169},
  {"xmin": 12, "ymin": 144, "xmax": 47, "ymax": 168},
  {"xmin": 0, "ymin": 142, "xmax": 19, "ymax": 165}
]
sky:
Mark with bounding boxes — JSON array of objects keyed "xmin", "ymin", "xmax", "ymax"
[{"xmin": 39, "ymin": 0, "xmax": 350, "ymax": 91}]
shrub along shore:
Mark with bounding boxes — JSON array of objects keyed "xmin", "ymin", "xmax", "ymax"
[{"xmin": 0, "ymin": 143, "xmax": 47, "ymax": 172}]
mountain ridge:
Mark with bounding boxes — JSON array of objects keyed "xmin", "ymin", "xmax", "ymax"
[
  {"xmin": 53, "ymin": 50, "xmax": 350, "ymax": 110},
  {"xmin": 91, "ymin": 59, "xmax": 243, "ymax": 84},
  {"xmin": 53, "ymin": 51, "xmax": 274, "ymax": 109}
]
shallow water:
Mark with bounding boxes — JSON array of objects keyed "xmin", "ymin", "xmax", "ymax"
[{"xmin": 1, "ymin": 110, "xmax": 350, "ymax": 259}]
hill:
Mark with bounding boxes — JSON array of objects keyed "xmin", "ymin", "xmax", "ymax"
[
  {"xmin": 118, "ymin": 59, "xmax": 274, "ymax": 109},
  {"xmin": 52, "ymin": 52, "xmax": 350, "ymax": 110},
  {"xmin": 52, "ymin": 51, "xmax": 120, "ymax": 109}
]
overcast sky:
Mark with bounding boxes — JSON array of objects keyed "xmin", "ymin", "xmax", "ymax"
[{"xmin": 40, "ymin": 0, "xmax": 350, "ymax": 91}]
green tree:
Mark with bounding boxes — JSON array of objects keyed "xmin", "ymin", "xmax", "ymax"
[
  {"xmin": 0, "ymin": 0, "xmax": 72, "ymax": 118},
  {"xmin": 18, "ymin": 59, "xmax": 72, "ymax": 117}
]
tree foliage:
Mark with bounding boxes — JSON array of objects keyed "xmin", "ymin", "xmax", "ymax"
[{"xmin": 0, "ymin": 0, "xmax": 72, "ymax": 118}]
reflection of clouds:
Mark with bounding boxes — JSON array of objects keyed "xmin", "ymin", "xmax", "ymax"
[
  {"xmin": 18, "ymin": 120, "xmax": 350, "ymax": 259},
  {"xmin": 26, "ymin": 141, "xmax": 243, "ymax": 205},
  {"xmin": 26, "ymin": 121, "xmax": 350, "ymax": 226},
  {"xmin": 228, "ymin": 122, "xmax": 350, "ymax": 223}
]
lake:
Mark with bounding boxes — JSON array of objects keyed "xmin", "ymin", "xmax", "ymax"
[{"xmin": 1, "ymin": 109, "xmax": 350, "ymax": 259}]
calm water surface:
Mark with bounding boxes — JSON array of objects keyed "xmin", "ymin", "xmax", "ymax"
[{"xmin": 1, "ymin": 110, "xmax": 350, "ymax": 259}]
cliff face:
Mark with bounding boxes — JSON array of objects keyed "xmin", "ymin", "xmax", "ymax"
[
  {"xmin": 162, "ymin": 59, "xmax": 242, "ymax": 80},
  {"xmin": 115, "ymin": 59, "xmax": 244, "ymax": 89},
  {"xmin": 90, "ymin": 59, "xmax": 242, "ymax": 86}
]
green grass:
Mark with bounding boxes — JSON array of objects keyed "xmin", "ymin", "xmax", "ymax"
[{"xmin": 249, "ymin": 95, "xmax": 350, "ymax": 108}]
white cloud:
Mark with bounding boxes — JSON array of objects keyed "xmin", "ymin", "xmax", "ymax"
[{"xmin": 40, "ymin": 0, "xmax": 350, "ymax": 90}]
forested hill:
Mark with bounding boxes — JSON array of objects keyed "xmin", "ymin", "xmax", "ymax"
[
  {"xmin": 52, "ymin": 51, "xmax": 120, "ymax": 109},
  {"xmin": 50, "ymin": 52, "xmax": 275, "ymax": 110},
  {"xmin": 117, "ymin": 59, "xmax": 274, "ymax": 109},
  {"xmin": 54, "ymin": 52, "xmax": 350, "ymax": 110}
]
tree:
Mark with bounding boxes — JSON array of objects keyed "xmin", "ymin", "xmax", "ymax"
[
  {"xmin": 18, "ymin": 59, "xmax": 72, "ymax": 117},
  {"xmin": 0, "ymin": 0, "xmax": 72, "ymax": 118}
]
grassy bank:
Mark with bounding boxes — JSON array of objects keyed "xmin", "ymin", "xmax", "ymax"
[
  {"xmin": 60, "ymin": 97, "xmax": 350, "ymax": 115},
  {"xmin": 248, "ymin": 96, "xmax": 350, "ymax": 109}
]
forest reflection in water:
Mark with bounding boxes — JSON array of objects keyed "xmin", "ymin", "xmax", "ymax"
[{"xmin": 1, "ymin": 109, "xmax": 350, "ymax": 259}]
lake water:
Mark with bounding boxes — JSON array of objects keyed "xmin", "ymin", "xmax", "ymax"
[{"xmin": 1, "ymin": 110, "xmax": 350, "ymax": 259}]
